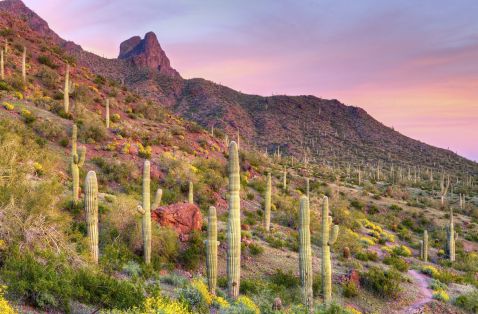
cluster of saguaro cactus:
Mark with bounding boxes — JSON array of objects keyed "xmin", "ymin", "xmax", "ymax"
[
  {"xmin": 63, "ymin": 64, "xmax": 74, "ymax": 113},
  {"xmin": 298, "ymin": 196, "xmax": 313, "ymax": 311},
  {"xmin": 188, "ymin": 181, "xmax": 194, "ymax": 204},
  {"xmin": 227, "ymin": 141, "xmax": 241, "ymax": 299},
  {"xmin": 105, "ymin": 98, "xmax": 110, "ymax": 129},
  {"xmin": 205, "ymin": 206, "xmax": 219, "ymax": 295},
  {"xmin": 321, "ymin": 196, "xmax": 339, "ymax": 306},
  {"xmin": 136, "ymin": 160, "xmax": 162, "ymax": 264},
  {"xmin": 0, "ymin": 49, "xmax": 4, "ymax": 80},
  {"xmin": 71, "ymin": 125, "xmax": 86, "ymax": 203},
  {"xmin": 85, "ymin": 171, "xmax": 99, "ymax": 263},
  {"xmin": 22, "ymin": 46, "xmax": 26, "ymax": 84},
  {"xmin": 446, "ymin": 207, "xmax": 457, "ymax": 262},
  {"xmin": 264, "ymin": 172, "xmax": 272, "ymax": 231},
  {"xmin": 420, "ymin": 230, "xmax": 428, "ymax": 262}
]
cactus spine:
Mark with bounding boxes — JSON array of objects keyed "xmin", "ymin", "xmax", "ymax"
[
  {"xmin": 227, "ymin": 141, "xmax": 241, "ymax": 299},
  {"xmin": 71, "ymin": 125, "xmax": 86, "ymax": 203},
  {"xmin": 446, "ymin": 208, "xmax": 456, "ymax": 262},
  {"xmin": 264, "ymin": 172, "xmax": 272, "ymax": 231},
  {"xmin": 206, "ymin": 206, "xmax": 219, "ymax": 295},
  {"xmin": 85, "ymin": 171, "xmax": 99, "ymax": 263},
  {"xmin": 299, "ymin": 196, "xmax": 313, "ymax": 311},
  {"xmin": 0, "ymin": 49, "xmax": 4, "ymax": 80},
  {"xmin": 22, "ymin": 46, "xmax": 26, "ymax": 84},
  {"xmin": 321, "ymin": 196, "xmax": 339, "ymax": 306},
  {"xmin": 105, "ymin": 98, "xmax": 110, "ymax": 129},
  {"xmin": 188, "ymin": 181, "xmax": 194, "ymax": 204},
  {"xmin": 136, "ymin": 160, "xmax": 162, "ymax": 264}
]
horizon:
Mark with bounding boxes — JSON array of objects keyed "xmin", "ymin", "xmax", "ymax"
[{"xmin": 23, "ymin": 0, "xmax": 478, "ymax": 162}]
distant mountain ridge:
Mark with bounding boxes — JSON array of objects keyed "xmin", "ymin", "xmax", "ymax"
[{"xmin": 1, "ymin": 0, "xmax": 476, "ymax": 175}]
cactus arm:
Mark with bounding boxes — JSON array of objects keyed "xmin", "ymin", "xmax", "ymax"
[
  {"xmin": 151, "ymin": 188, "xmax": 162, "ymax": 209},
  {"xmin": 136, "ymin": 205, "xmax": 145, "ymax": 215},
  {"xmin": 328, "ymin": 224, "xmax": 339, "ymax": 245}
]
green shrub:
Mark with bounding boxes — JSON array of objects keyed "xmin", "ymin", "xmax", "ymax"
[
  {"xmin": 361, "ymin": 267, "xmax": 402, "ymax": 298},
  {"xmin": 355, "ymin": 250, "xmax": 378, "ymax": 261},
  {"xmin": 342, "ymin": 281, "xmax": 359, "ymax": 298},
  {"xmin": 455, "ymin": 291, "xmax": 478, "ymax": 312},
  {"xmin": 269, "ymin": 269, "xmax": 299, "ymax": 289},
  {"xmin": 37, "ymin": 55, "xmax": 58, "ymax": 69},
  {"xmin": 177, "ymin": 231, "xmax": 204, "ymax": 270},
  {"xmin": 248, "ymin": 243, "xmax": 264, "ymax": 256},
  {"xmin": 383, "ymin": 256, "xmax": 409, "ymax": 272}
]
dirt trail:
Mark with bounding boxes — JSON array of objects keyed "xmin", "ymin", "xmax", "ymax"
[{"xmin": 401, "ymin": 269, "xmax": 433, "ymax": 313}]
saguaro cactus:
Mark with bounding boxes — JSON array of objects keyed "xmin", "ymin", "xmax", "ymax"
[
  {"xmin": 105, "ymin": 98, "xmax": 110, "ymax": 129},
  {"xmin": 306, "ymin": 177, "xmax": 310, "ymax": 198},
  {"xmin": 440, "ymin": 173, "xmax": 450, "ymax": 206},
  {"xmin": 264, "ymin": 172, "xmax": 272, "ymax": 231},
  {"xmin": 321, "ymin": 196, "xmax": 339, "ymax": 306},
  {"xmin": 85, "ymin": 171, "xmax": 99, "ymax": 263},
  {"xmin": 227, "ymin": 141, "xmax": 241, "ymax": 299},
  {"xmin": 63, "ymin": 64, "xmax": 74, "ymax": 113},
  {"xmin": 22, "ymin": 46, "xmax": 26, "ymax": 84},
  {"xmin": 136, "ymin": 160, "xmax": 162, "ymax": 264},
  {"xmin": 299, "ymin": 196, "xmax": 313, "ymax": 311},
  {"xmin": 283, "ymin": 168, "xmax": 287, "ymax": 191},
  {"xmin": 71, "ymin": 125, "xmax": 86, "ymax": 203},
  {"xmin": 0, "ymin": 49, "xmax": 4, "ymax": 80},
  {"xmin": 188, "ymin": 181, "xmax": 194, "ymax": 204},
  {"xmin": 446, "ymin": 207, "xmax": 457, "ymax": 262},
  {"xmin": 206, "ymin": 206, "xmax": 219, "ymax": 295},
  {"xmin": 421, "ymin": 230, "xmax": 428, "ymax": 262}
]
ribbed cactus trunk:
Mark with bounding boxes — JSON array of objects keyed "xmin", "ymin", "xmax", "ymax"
[
  {"xmin": 299, "ymin": 196, "xmax": 313, "ymax": 311},
  {"xmin": 446, "ymin": 208, "xmax": 456, "ymax": 262},
  {"xmin": 85, "ymin": 171, "xmax": 99, "ymax": 263},
  {"xmin": 206, "ymin": 206, "xmax": 219, "ymax": 295},
  {"xmin": 321, "ymin": 196, "xmax": 339, "ymax": 306},
  {"xmin": 105, "ymin": 98, "xmax": 110, "ymax": 129},
  {"xmin": 22, "ymin": 46, "xmax": 26, "ymax": 84},
  {"xmin": 0, "ymin": 49, "xmax": 4, "ymax": 80},
  {"xmin": 137, "ymin": 160, "xmax": 152, "ymax": 264},
  {"xmin": 264, "ymin": 172, "xmax": 272, "ymax": 231},
  {"xmin": 306, "ymin": 178, "xmax": 310, "ymax": 198},
  {"xmin": 283, "ymin": 168, "xmax": 287, "ymax": 191},
  {"xmin": 423, "ymin": 230, "xmax": 428, "ymax": 262},
  {"xmin": 188, "ymin": 181, "xmax": 194, "ymax": 204},
  {"xmin": 64, "ymin": 64, "xmax": 70, "ymax": 113},
  {"xmin": 227, "ymin": 141, "xmax": 241, "ymax": 299},
  {"xmin": 71, "ymin": 125, "xmax": 85, "ymax": 203}
]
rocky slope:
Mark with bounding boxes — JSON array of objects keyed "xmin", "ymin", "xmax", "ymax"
[{"xmin": 1, "ymin": 0, "xmax": 477, "ymax": 176}]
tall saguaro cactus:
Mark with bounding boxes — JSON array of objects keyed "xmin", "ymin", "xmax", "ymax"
[
  {"xmin": 299, "ymin": 196, "xmax": 313, "ymax": 311},
  {"xmin": 188, "ymin": 181, "xmax": 194, "ymax": 204},
  {"xmin": 136, "ymin": 160, "xmax": 162, "ymax": 264},
  {"xmin": 440, "ymin": 173, "xmax": 450, "ymax": 206},
  {"xmin": 63, "ymin": 64, "xmax": 74, "ymax": 113},
  {"xmin": 446, "ymin": 207, "xmax": 457, "ymax": 262},
  {"xmin": 227, "ymin": 141, "xmax": 241, "ymax": 299},
  {"xmin": 71, "ymin": 125, "xmax": 86, "ymax": 203},
  {"xmin": 306, "ymin": 177, "xmax": 310, "ymax": 198},
  {"xmin": 22, "ymin": 46, "xmax": 26, "ymax": 84},
  {"xmin": 264, "ymin": 172, "xmax": 272, "ymax": 231},
  {"xmin": 85, "ymin": 171, "xmax": 99, "ymax": 263},
  {"xmin": 105, "ymin": 98, "xmax": 110, "ymax": 129},
  {"xmin": 0, "ymin": 49, "xmax": 4, "ymax": 80},
  {"xmin": 283, "ymin": 168, "xmax": 287, "ymax": 191},
  {"xmin": 421, "ymin": 230, "xmax": 428, "ymax": 262},
  {"xmin": 206, "ymin": 206, "xmax": 219, "ymax": 295},
  {"xmin": 321, "ymin": 196, "xmax": 339, "ymax": 306}
]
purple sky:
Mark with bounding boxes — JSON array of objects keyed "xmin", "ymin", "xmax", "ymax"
[{"xmin": 24, "ymin": 0, "xmax": 478, "ymax": 161}]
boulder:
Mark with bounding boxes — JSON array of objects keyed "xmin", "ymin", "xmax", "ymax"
[{"xmin": 152, "ymin": 202, "xmax": 202, "ymax": 240}]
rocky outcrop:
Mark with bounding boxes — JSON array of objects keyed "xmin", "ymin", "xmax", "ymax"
[
  {"xmin": 152, "ymin": 202, "xmax": 202, "ymax": 240},
  {"xmin": 118, "ymin": 32, "xmax": 179, "ymax": 77}
]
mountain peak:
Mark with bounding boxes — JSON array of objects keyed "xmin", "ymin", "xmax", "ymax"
[{"xmin": 118, "ymin": 32, "xmax": 179, "ymax": 77}]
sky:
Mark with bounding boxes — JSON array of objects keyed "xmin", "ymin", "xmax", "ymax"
[{"xmin": 23, "ymin": 0, "xmax": 478, "ymax": 161}]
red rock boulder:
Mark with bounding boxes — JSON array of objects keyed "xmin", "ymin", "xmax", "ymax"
[{"xmin": 152, "ymin": 202, "xmax": 202, "ymax": 240}]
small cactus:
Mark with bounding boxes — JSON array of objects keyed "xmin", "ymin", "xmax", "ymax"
[
  {"xmin": 136, "ymin": 160, "xmax": 162, "ymax": 264},
  {"xmin": 343, "ymin": 247, "xmax": 350, "ymax": 259},
  {"xmin": 188, "ymin": 181, "xmax": 194, "ymax": 204},
  {"xmin": 205, "ymin": 206, "xmax": 219, "ymax": 295},
  {"xmin": 227, "ymin": 141, "xmax": 241, "ymax": 299},
  {"xmin": 1, "ymin": 49, "xmax": 4, "ymax": 80},
  {"xmin": 298, "ymin": 196, "xmax": 313, "ymax": 311},
  {"xmin": 71, "ymin": 125, "xmax": 86, "ymax": 203},
  {"xmin": 422, "ymin": 230, "xmax": 428, "ymax": 262},
  {"xmin": 264, "ymin": 172, "xmax": 272, "ymax": 231},
  {"xmin": 85, "ymin": 171, "xmax": 99, "ymax": 263},
  {"xmin": 321, "ymin": 196, "xmax": 339, "ymax": 306}
]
